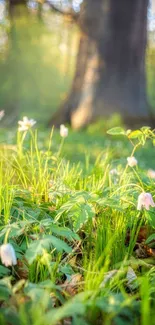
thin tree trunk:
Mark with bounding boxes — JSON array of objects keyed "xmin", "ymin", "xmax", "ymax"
[
  {"xmin": 50, "ymin": 34, "xmax": 95, "ymax": 126},
  {"xmin": 50, "ymin": 0, "xmax": 150, "ymax": 129}
]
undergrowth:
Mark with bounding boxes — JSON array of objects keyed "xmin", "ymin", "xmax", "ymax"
[{"xmin": 0, "ymin": 123, "xmax": 155, "ymax": 325}]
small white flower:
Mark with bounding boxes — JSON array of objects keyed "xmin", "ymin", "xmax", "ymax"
[
  {"xmin": 127, "ymin": 156, "xmax": 138, "ymax": 167},
  {"xmin": 147, "ymin": 169, "xmax": 155, "ymax": 179},
  {"xmin": 109, "ymin": 168, "xmax": 118, "ymax": 176},
  {"xmin": 60, "ymin": 124, "xmax": 68, "ymax": 138},
  {"xmin": 18, "ymin": 116, "xmax": 36, "ymax": 131},
  {"xmin": 0, "ymin": 243, "xmax": 17, "ymax": 267},
  {"xmin": 137, "ymin": 192, "xmax": 155, "ymax": 211},
  {"xmin": 0, "ymin": 110, "xmax": 5, "ymax": 120}
]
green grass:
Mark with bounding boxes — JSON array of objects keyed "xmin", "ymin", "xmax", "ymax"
[
  {"xmin": 0, "ymin": 8, "xmax": 155, "ymax": 324},
  {"xmin": 0, "ymin": 122, "xmax": 155, "ymax": 324}
]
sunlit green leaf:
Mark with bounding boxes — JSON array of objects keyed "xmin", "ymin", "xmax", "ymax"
[
  {"xmin": 25, "ymin": 235, "xmax": 71, "ymax": 264},
  {"xmin": 107, "ymin": 127, "xmax": 126, "ymax": 136},
  {"xmin": 128, "ymin": 130, "xmax": 143, "ymax": 139}
]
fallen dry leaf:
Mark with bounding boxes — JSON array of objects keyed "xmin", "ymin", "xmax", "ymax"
[
  {"xmin": 62, "ymin": 273, "xmax": 82, "ymax": 296},
  {"xmin": 135, "ymin": 242, "xmax": 155, "ymax": 258},
  {"xmin": 144, "ymin": 246, "xmax": 155, "ymax": 257},
  {"xmin": 17, "ymin": 258, "xmax": 29, "ymax": 279}
]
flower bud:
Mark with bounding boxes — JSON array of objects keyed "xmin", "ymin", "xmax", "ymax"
[
  {"xmin": 147, "ymin": 169, "xmax": 155, "ymax": 179},
  {"xmin": 137, "ymin": 192, "xmax": 155, "ymax": 211},
  {"xmin": 0, "ymin": 243, "xmax": 17, "ymax": 267},
  {"xmin": 60, "ymin": 124, "xmax": 68, "ymax": 138},
  {"xmin": 127, "ymin": 156, "xmax": 138, "ymax": 167}
]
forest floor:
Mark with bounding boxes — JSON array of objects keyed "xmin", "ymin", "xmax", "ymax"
[{"xmin": 0, "ymin": 118, "xmax": 155, "ymax": 325}]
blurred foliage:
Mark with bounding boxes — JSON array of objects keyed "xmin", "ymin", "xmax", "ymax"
[
  {"xmin": 146, "ymin": 45, "xmax": 155, "ymax": 109},
  {"xmin": 0, "ymin": 4, "xmax": 79, "ymax": 125}
]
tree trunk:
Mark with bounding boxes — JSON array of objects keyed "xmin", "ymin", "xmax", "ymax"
[
  {"xmin": 50, "ymin": 0, "xmax": 150, "ymax": 129},
  {"xmin": 8, "ymin": 0, "xmax": 27, "ymax": 18}
]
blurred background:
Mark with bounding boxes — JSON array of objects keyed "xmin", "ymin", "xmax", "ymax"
[
  {"xmin": 0, "ymin": 0, "xmax": 154, "ymax": 127},
  {"xmin": 0, "ymin": 0, "xmax": 80, "ymax": 125}
]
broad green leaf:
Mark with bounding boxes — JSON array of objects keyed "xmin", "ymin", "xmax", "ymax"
[
  {"xmin": 71, "ymin": 203, "xmax": 95, "ymax": 232},
  {"xmin": 60, "ymin": 264, "xmax": 74, "ymax": 275},
  {"xmin": 25, "ymin": 237, "xmax": 52, "ymax": 264},
  {"xmin": 24, "ymin": 286, "xmax": 48, "ymax": 301},
  {"xmin": 128, "ymin": 130, "xmax": 143, "ymax": 139},
  {"xmin": 49, "ymin": 236, "xmax": 72, "ymax": 254},
  {"xmin": 45, "ymin": 299, "xmax": 86, "ymax": 324},
  {"xmin": 0, "ymin": 265, "xmax": 11, "ymax": 276},
  {"xmin": 145, "ymin": 211, "xmax": 155, "ymax": 228},
  {"xmin": 107, "ymin": 127, "xmax": 126, "ymax": 136},
  {"xmin": 0, "ymin": 285, "xmax": 10, "ymax": 300},
  {"xmin": 51, "ymin": 225, "xmax": 80, "ymax": 241},
  {"xmin": 25, "ymin": 235, "xmax": 71, "ymax": 264},
  {"xmin": 97, "ymin": 197, "xmax": 126, "ymax": 211},
  {"xmin": 38, "ymin": 280, "xmax": 61, "ymax": 290},
  {"xmin": 24, "ymin": 281, "xmax": 61, "ymax": 302}
]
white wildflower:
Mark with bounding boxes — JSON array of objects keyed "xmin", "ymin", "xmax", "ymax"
[
  {"xmin": 0, "ymin": 243, "xmax": 17, "ymax": 267},
  {"xmin": 18, "ymin": 116, "xmax": 36, "ymax": 131},
  {"xmin": 60, "ymin": 124, "xmax": 68, "ymax": 138},
  {"xmin": 109, "ymin": 168, "xmax": 118, "ymax": 176},
  {"xmin": 127, "ymin": 156, "xmax": 138, "ymax": 167},
  {"xmin": 147, "ymin": 169, "xmax": 155, "ymax": 179},
  {"xmin": 137, "ymin": 192, "xmax": 155, "ymax": 211},
  {"xmin": 0, "ymin": 110, "xmax": 4, "ymax": 120}
]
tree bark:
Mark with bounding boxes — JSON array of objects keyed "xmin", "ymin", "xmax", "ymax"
[
  {"xmin": 50, "ymin": 0, "xmax": 150, "ymax": 129},
  {"xmin": 8, "ymin": 0, "xmax": 27, "ymax": 18}
]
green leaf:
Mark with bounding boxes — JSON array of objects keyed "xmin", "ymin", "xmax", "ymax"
[
  {"xmin": 25, "ymin": 235, "xmax": 71, "ymax": 264},
  {"xmin": 128, "ymin": 130, "xmax": 143, "ymax": 139},
  {"xmin": 25, "ymin": 237, "xmax": 51, "ymax": 264},
  {"xmin": 0, "ymin": 285, "xmax": 11, "ymax": 300},
  {"xmin": 45, "ymin": 298, "xmax": 86, "ymax": 325},
  {"xmin": 24, "ymin": 281, "xmax": 61, "ymax": 301},
  {"xmin": 0, "ymin": 265, "xmax": 11, "ymax": 276},
  {"xmin": 51, "ymin": 225, "xmax": 80, "ymax": 241},
  {"xmin": 24, "ymin": 286, "xmax": 48, "ymax": 301},
  {"xmin": 107, "ymin": 127, "xmax": 126, "ymax": 136},
  {"xmin": 97, "ymin": 197, "xmax": 125, "ymax": 211},
  {"xmin": 72, "ymin": 317, "xmax": 90, "ymax": 325},
  {"xmin": 60, "ymin": 264, "xmax": 74, "ymax": 276},
  {"xmin": 140, "ymin": 126, "xmax": 151, "ymax": 132},
  {"xmin": 145, "ymin": 211, "xmax": 155, "ymax": 228},
  {"xmin": 71, "ymin": 203, "xmax": 95, "ymax": 232},
  {"xmin": 145, "ymin": 233, "xmax": 155, "ymax": 245},
  {"xmin": 38, "ymin": 280, "xmax": 61, "ymax": 290},
  {"xmin": 49, "ymin": 236, "xmax": 72, "ymax": 254}
]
